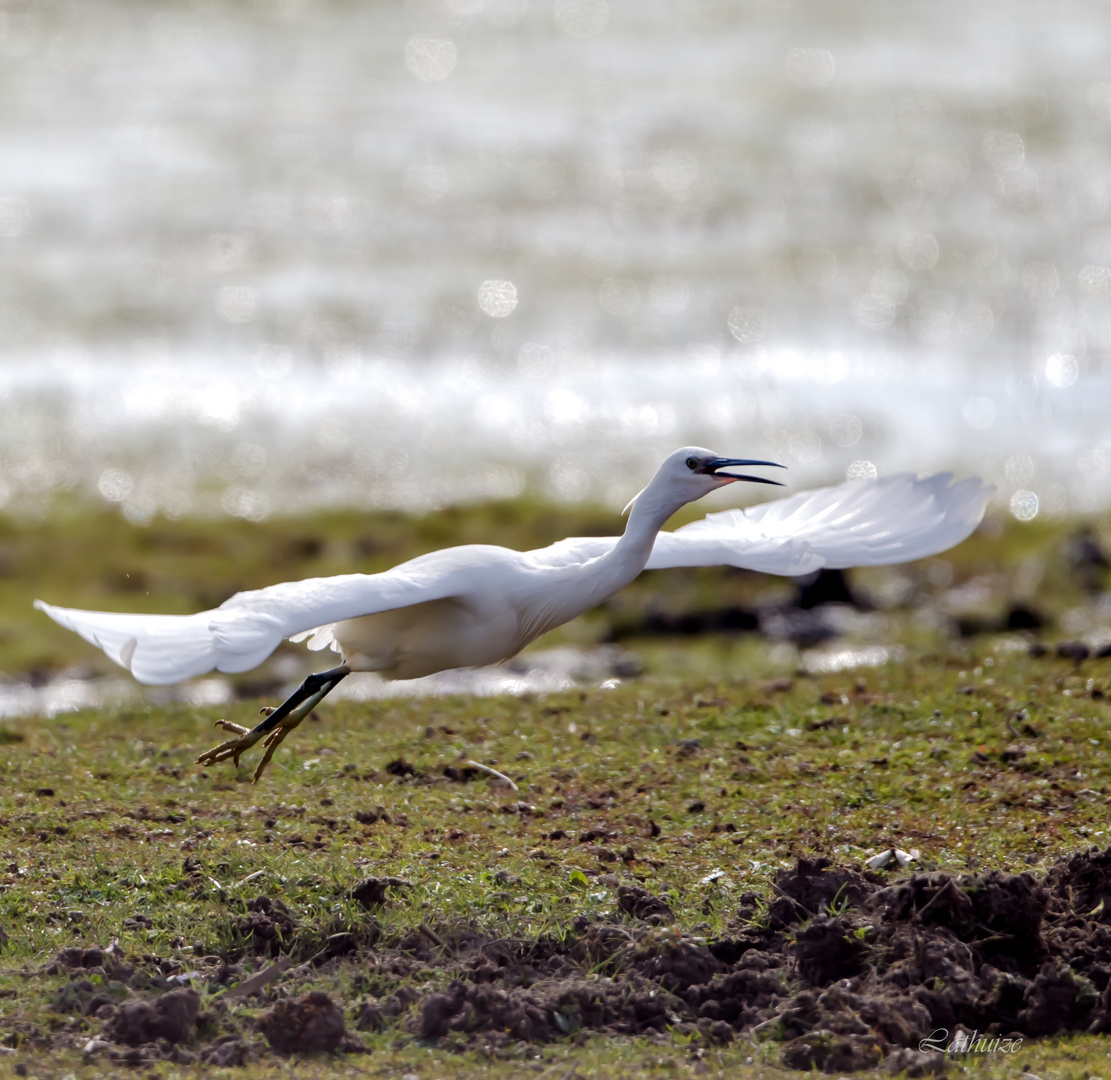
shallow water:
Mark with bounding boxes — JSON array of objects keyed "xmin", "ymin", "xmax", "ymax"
[
  {"xmin": 0, "ymin": 645, "xmax": 626, "ymax": 720},
  {"xmin": 3, "ymin": 0, "xmax": 1111, "ymax": 519}
]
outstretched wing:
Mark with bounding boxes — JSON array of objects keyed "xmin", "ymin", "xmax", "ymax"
[
  {"xmin": 36, "ymin": 472, "xmax": 990, "ymax": 686},
  {"xmin": 35, "ymin": 562, "xmax": 469, "ymax": 686},
  {"xmin": 537, "ymin": 473, "xmax": 990, "ymax": 577},
  {"xmin": 647, "ymin": 473, "xmax": 991, "ymax": 575}
]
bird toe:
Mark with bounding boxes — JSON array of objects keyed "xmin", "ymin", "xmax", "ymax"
[
  {"xmin": 214, "ymin": 718, "xmax": 250, "ymax": 735},
  {"xmin": 196, "ymin": 735, "xmax": 249, "ymax": 767}
]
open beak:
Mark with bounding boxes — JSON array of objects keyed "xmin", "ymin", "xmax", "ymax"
[{"xmin": 702, "ymin": 457, "xmax": 786, "ymax": 486}]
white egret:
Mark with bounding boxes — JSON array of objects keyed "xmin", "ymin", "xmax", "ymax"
[{"xmin": 35, "ymin": 448, "xmax": 990, "ymax": 781}]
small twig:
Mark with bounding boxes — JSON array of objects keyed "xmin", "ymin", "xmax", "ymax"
[
  {"xmin": 223, "ymin": 955, "xmax": 293, "ymax": 1000},
  {"xmin": 234, "ymin": 869, "xmax": 265, "ymax": 888},
  {"xmin": 968, "ymin": 933, "xmax": 1012, "ymax": 946},
  {"xmin": 465, "ymin": 759, "xmax": 519, "ymax": 791},
  {"xmin": 914, "ymin": 877, "xmax": 958, "ymax": 920},
  {"xmin": 418, "ymin": 921, "xmax": 447, "ymax": 948},
  {"xmin": 750, "ymin": 1012, "xmax": 785, "ymax": 1037}
]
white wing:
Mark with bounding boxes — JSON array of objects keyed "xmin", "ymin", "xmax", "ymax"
[
  {"xmin": 536, "ymin": 473, "xmax": 990, "ymax": 577},
  {"xmin": 35, "ymin": 472, "xmax": 989, "ymax": 686},
  {"xmin": 35, "ymin": 560, "xmax": 469, "ymax": 687},
  {"xmin": 647, "ymin": 472, "xmax": 991, "ymax": 574}
]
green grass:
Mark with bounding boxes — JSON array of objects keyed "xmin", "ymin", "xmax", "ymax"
[
  {"xmin": 0, "ymin": 498, "xmax": 1110, "ymax": 1075},
  {"xmin": 0, "ymin": 646, "xmax": 1110, "ymax": 1075}
]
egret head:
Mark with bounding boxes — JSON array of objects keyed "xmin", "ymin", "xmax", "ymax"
[{"xmin": 626, "ymin": 446, "xmax": 785, "ymax": 514}]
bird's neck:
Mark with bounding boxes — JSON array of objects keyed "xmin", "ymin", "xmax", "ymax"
[
  {"xmin": 605, "ymin": 485, "xmax": 682, "ymax": 582},
  {"xmin": 513, "ymin": 483, "xmax": 682, "ymax": 649}
]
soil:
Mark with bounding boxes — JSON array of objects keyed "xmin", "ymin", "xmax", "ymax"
[
  {"xmin": 232, "ymin": 896, "xmax": 297, "ymax": 957},
  {"xmin": 23, "ymin": 847, "xmax": 1111, "ymax": 1070},
  {"xmin": 257, "ymin": 992, "xmax": 349, "ymax": 1055},
  {"xmin": 105, "ymin": 989, "xmax": 200, "ymax": 1047},
  {"xmin": 350, "ymin": 876, "xmax": 410, "ymax": 909}
]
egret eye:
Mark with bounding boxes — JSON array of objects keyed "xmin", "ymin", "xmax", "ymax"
[{"xmin": 686, "ymin": 457, "xmax": 698, "ymax": 471}]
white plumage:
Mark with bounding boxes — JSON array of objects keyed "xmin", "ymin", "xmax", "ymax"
[{"xmin": 34, "ymin": 448, "xmax": 991, "ymax": 780}]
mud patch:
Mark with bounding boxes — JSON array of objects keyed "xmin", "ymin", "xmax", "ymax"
[
  {"xmin": 390, "ymin": 850, "xmax": 1111, "ymax": 1068},
  {"xmin": 34, "ymin": 847, "xmax": 1111, "ymax": 1070}
]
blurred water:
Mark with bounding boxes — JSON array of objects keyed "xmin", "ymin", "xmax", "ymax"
[
  {"xmin": 3, "ymin": 0, "xmax": 1111, "ymax": 519},
  {"xmin": 0, "ymin": 645, "xmax": 624, "ymax": 717}
]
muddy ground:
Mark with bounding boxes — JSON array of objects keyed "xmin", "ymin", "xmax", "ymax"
[{"xmin": 12, "ymin": 846, "xmax": 1111, "ymax": 1071}]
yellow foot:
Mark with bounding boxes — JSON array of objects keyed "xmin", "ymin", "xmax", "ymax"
[
  {"xmin": 249, "ymin": 724, "xmax": 296, "ymax": 783},
  {"xmin": 196, "ymin": 717, "xmax": 299, "ymax": 782},
  {"xmin": 215, "ymin": 718, "xmax": 251, "ymax": 735},
  {"xmin": 195, "ymin": 720, "xmax": 262, "ymax": 770}
]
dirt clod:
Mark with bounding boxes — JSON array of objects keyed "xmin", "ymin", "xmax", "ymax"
[
  {"xmin": 258, "ymin": 991, "xmax": 346, "ymax": 1055},
  {"xmin": 883, "ymin": 1047, "xmax": 948, "ymax": 1075},
  {"xmin": 200, "ymin": 1036, "xmax": 256, "ymax": 1067},
  {"xmin": 50, "ymin": 946, "xmax": 105, "ymax": 971},
  {"xmin": 767, "ymin": 857, "xmax": 876, "ymax": 929},
  {"xmin": 350, "ymin": 876, "xmax": 409, "ymax": 909},
  {"xmin": 1057, "ymin": 640, "xmax": 1090, "ymax": 662},
  {"xmin": 104, "ymin": 989, "xmax": 199, "ymax": 1047},
  {"xmin": 781, "ymin": 1030, "xmax": 884, "ymax": 1073},
  {"xmin": 617, "ymin": 885, "xmax": 673, "ymax": 921},
  {"xmin": 794, "ymin": 916, "xmax": 866, "ymax": 985},
  {"xmin": 233, "ymin": 896, "xmax": 296, "ymax": 957}
]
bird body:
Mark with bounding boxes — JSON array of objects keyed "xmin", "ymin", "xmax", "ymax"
[
  {"xmin": 324, "ymin": 548, "xmax": 621, "ymax": 679},
  {"xmin": 325, "ymin": 482, "xmax": 682, "ymax": 676},
  {"xmin": 34, "ymin": 448, "xmax": 992, "ymax": 780}
]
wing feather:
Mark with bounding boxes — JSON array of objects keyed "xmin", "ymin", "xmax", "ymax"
[
  {"xmin": 532, "ymin": 474, "xmax": 989, "ymax": 577},
  {"xmin": 35, "ymin": 562, "xmax": 468, "ymax": 686},
  {"xmin": 32, "ymin": 603, "xmax": 220, "ymax": 686},
  {"xmin": 646, "ymin": 473, "xmax": 991, "ymax": 574}
]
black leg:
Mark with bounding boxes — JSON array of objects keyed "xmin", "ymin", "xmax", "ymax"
[
  {"xmin": 250, "ymin": 665, "xmax": 350, "ymax": 736},
  {"xmin": 196, "ymin": 664, "xmax": 350, "ymax": 781}
]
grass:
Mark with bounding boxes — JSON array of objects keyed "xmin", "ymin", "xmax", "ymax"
[{"xmin": 0, "ymin": 497, "xmax": 1110, "ymax": 1076}]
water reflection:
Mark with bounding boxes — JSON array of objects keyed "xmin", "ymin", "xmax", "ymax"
[
  {"xmin": 1, "ymin": 0, "xmax": 1111, "ymax": 519},
  {"xmin": 0, "ymin": 647, "xmax": 629, "ymax": 721},
  {"xmin": 0, "ymin": 638, "xmax": 935, "ymax": 720}
]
